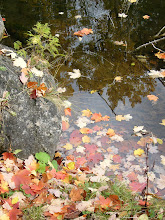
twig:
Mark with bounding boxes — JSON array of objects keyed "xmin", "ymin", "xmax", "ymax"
[
  {"xmin": 155, "ymin": 25, "xmax": 165, "ymax": 37},
  {"xmin": 135, "ymin": 36, "xmax": 165, "ymax": 51},
  {"xmin": 152, "ymin": 43, "xmax": 165, "ymax": 53}
]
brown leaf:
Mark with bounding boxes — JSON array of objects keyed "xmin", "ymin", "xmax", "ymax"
[{"xmin": 69, "ymin": 187, "xmax": 85, "ymax": 201}]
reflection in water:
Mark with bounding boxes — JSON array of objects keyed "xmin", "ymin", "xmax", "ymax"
[{"xmin": 1, "ymin": 0, "xmax": 165, "ymax": 133}]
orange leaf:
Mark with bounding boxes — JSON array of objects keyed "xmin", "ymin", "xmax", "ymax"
[
  {"xmin": 155, "ymin": 52, "xmax": 165, "ymax": 60},
  {"xmin": 143, "ymin": 15, "xmax": 150, "ymax": 19},
  {"xmin": 62, "ymin": 121, "xmax": 70, "ymax": 131},
  {"xmin": 91, "ymin": 112, "xmax": 102, "ymax": 122},
  {"xmin": 69, "ymin": 187, "xmax": 85, "ymax": 201},
  {"xmin": 147, "ymin": 94, "xmax": 159, "ymax": 101},
  {"xmin": 27, "ymin": 81, "xmax": 38, "ymax": 89},
  {"xmin": 102, "ymin": 115, "xmax": 110, "ymax": 121},
  {"xmin": 65, "ymin": 108, "xmax": 71, "ymax": 116},
  {"xmin": 2, "ymin": 152, "xmax": 15, "ymax": 161},
  {"xmin": 97, "ymin": 195, "xmax": 112, "ymax": 209},
  {"xmin": 80, "ymin": 127, "xmax": 93, "ymax": 134},
  {"xmin": 74, "ymin": 28, "xmax": 93, "ymax": 37}
]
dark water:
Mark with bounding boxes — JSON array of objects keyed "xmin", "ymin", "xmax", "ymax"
[{"xmin": 1, "ymin": 0, "xmax": 165, "ymax": 138}]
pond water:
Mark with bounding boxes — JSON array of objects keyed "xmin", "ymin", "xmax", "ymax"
[{"xmin": 1, "ymin": 0, "xmax": 165, "ymax": 197}]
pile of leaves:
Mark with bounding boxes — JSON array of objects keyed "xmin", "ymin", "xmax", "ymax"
[{"xmin": 0, "ymin": 150, "xmax": 164, "ymax": 220}]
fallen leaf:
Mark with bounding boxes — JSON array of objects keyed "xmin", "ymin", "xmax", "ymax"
[
  {"xmin": 74, "ymin": 28, "xmax": 93, "ymax": 37},
  {"xmin": 115, "ymin": 76, "xmax": 123, "ymax": 82},
  {"xmin": 118, "ymin": 13, "xmax": 128, "ymax": 18},
  {"xmin": 90, "ymin": 90, "xmax": 97, "ymax": 94},
  {"xmin": 113, "ymin": 41, "xmax": 124, "ymax": 46},
  {"xmin": 147, "ymin": 94, "xmax": 159, "ymax": 102},
  {"xmin": 116, "ymin": 115, "xmax": 125, "ymax": 121},
  {"xmin": 91, "ymin": 113, "xmax": 102, "ymax": 122},
  {"xmin": 31, "ymin": 67, "xmax": 43, "ymax": 77},
  {"xmin": 62, "ymin": 121, "xmax": 70, "ymax": 131},
  {"xmin": 155, "ymin": 52, "xmax": 165, "ymax": 60},
  {"xmin": 68, "ymin": 69, "xmax": 81, "ymax": 79},
  {"xmin": 82, "ymin": 109, "xmax": 92, "ymax": 117},
  {"xmin": 69, "ymin": 187, "xmax": 85, "ymax": 201},
  {"xmin": 160, "ymin": 155, "xmax": 165, "ymax": 166},
  {"xmin": 160, "ymin": 119, "xmax": 165, "ymax": 126},
  {"xmin": 27, "ymin": 81, "xmax": 38, "ymax": 89},
  {"xmin": 80, "ymin": 127, "xmax": 93, "ymax": 134},
  {"xmin": 64, "ymin": 108, "xmax": 71, "ymax": 116},
  {"xmin": 82, "ymin": 135, "xmax": 91, "ymax": 143},
  {"xmin": 134, "ymin": 148, "xmax": 145, "ymax": 156},
  {"xmin": 62, "ymin": 143, "xmax": 73, "ymax": 150},
  {"xmin": 143, "ymin": 15, "xmax": 150, "ymax": 19},
  {"xmin": 13, "ymin": 57, "xmax": 27, "ymax": 68},
  {"xmin": 106, "ymin": 128, "xmax": 115, "ymax": 137}
]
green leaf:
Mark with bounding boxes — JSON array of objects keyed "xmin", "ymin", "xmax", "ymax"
[
  {"xmin": 51, "ymin": 160, "xmax": 58, "ymax": 171},
  {"xmin": 9, "ymin": 111, "xmax": 17, "ymax": 116},
  {"xmin": 35, "ymin": 152, "xmax": 50, "ymax": 163},
  {"xmin": 36, "ymin": 161, "xmax": 46, "ymax": 174},
  {"xmin": 157, "ymin": 138, "xmax": 163, "ymax": 144},
  {"xmin": 158, "ymin": 214, "xmax": 163, "ymax": 220},
  {"xmin": 13, "ymin": 149, "xmax": 22, "ymax": 155},
  {"xmin": 0, "ymin": 66, "xmax": 7, "ymax": 71}
]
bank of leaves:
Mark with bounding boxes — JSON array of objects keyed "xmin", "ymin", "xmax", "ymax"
[{"xmin": 0, "ymin": 151, "xmax": 164, "ymax": 220}]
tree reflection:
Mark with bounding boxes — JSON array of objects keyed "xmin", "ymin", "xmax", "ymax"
[{"xmin": 1, "ymin": 0, "xmax": 160, "ymax": 111}]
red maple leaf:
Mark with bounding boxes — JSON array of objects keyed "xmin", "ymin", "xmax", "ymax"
[
  {"xmin": 2, "ymin": 152, "xmax": 16, "ymax": 161},
  {"xmin": 129, "ymin": 181, "xmax": 147, "ymax": 192},
  {"xmin": 87, "ymin": 152, "xmax": 104, "ymax": 163},
  {"xmin": 113, "ymin": 155, "xmax": 121, "ymax": 163},
  {"xmin": 12, "ymin": 169, "xmax": 31, "ymax": 189},
  {"xmin": 9, "ymin": 207, "xmax": 22, "ymax": 220},
  {"xmin": 76, "ymin": 157, "xmax": 87, "ymax": 166},
  {"xmin": 85, "ymin": 144, "xmax": 98, "ymax": 154}
]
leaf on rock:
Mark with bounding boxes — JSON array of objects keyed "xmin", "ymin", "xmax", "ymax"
[
  {"xmin": 20, "ymin": 71, "xmax": 28, "ymax": 85},
  {"xmin": 62, "ymin": 121, "xmax": 70, "ymax": 131},
  {"xmin": 27, "ymin": 81, "xmax": 38, "ymax": 89},
  {"xmin": 64, "ymin": 108, "xmax": 71, "ymax": 116}
]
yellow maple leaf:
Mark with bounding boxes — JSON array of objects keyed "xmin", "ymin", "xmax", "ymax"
[
  {"xmin": 116, "ymin": 115, "xmax": 125, "ymax": 121},
  {"xmin": 90, "ymin": 90, "xmax": 97, "ymax": 94},
  {"xmin": 109, "ymin": 164, "xmax": 120, "ymax": 171},
  {"xmin": 55, "ymin": 152, "xmax": 61, "ymax": 158},
  {"xmin": 160, "ymin": 119, "xmax": 165, "ymax": 126},
  {"xmin": 106, "ymin": 128, "xmax": 115, "ymax": 137},
  {"xmin": 82, "ymin": 135, "xmax": 91, "ymax": 143},
  {"xmin": 12, "ymin": 197, "xmax": 19, "ymax": 205},
  {"xmin": 82, "ymin": 109, "xmax": 92, "ymax": 117},
  {"xmin": 62, "ymin": 143, "xmax": 73, "ymax": 150},
  {"xmin": 1, "ymin": 214, "xmax": 10, "ymax": 220},
  {"xmin": 134, "ymin": 148, "xmax": 145, "ymax": 156},
  {"xmin": 67, "ymin": 162, "xmax": 75, "ymax": 170},
  {"xmin": 80, "ymin": 127, "xmax": 93, "ymax": 134},
  {"xmin": 115, "ymin": 76, "xmax": 123, "ymax": 82}
]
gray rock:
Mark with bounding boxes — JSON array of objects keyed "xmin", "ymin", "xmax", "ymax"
[
  {"xmin": 0, "ymin": 45, "xmax": 62, "ymax": 159},
  {"xmin": 0, "ymin": 15, "xmax": 5, "ymax": 41}
]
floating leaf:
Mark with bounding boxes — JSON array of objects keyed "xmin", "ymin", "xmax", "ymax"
[
  {"xmin": 143, "ymin": 15, "xmax": 150, "ymax": 19},
  {"xmin": 160, "ymin": 119, "xmax": 165, "ymax": 126},
  {"xmin": 134, "ymin": 148, "xmax": 145, "ymax": 156},
  {"xmin": 74, "ymin": 28, "xmax": 93, "ymax": 37},
  {"xmin": 147, "ymin": 94, "xmax": 158, "ymax": 102}
]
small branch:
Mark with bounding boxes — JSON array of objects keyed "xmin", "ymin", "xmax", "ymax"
[
  {"xmin": 152, "ymin": 43, "xmax": 165, "ymax": 53},
  {"xmin": 155, "ymin": 25, "xmax": 165, "ymax": 37},
  {"xmin": 135, "ymin": 36, "xmax": 165, "ymax": 51}
]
